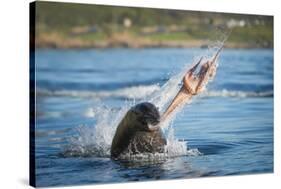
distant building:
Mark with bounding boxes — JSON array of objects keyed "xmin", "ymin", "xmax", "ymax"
[
  {"xmin": 227, "ymin": 19, "xmax": 246, "ymax": 28},
  {"xmin": 123, "ymin": 18, "xmax": 132, "ymax": 28}
]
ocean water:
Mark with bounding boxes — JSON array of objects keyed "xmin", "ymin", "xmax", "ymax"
[{"xmin": 34, "ymin": 48, "xmax": 273, "ymax": 187}]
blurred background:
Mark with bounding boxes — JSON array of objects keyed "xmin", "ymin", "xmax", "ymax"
[{"xmin": 34, "ymin": 1, "xmax": 273, "ymax": 49}]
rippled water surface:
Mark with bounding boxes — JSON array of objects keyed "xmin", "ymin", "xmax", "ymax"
[{"xmin": 35, "ymin": 48, "xmax": 273, "ymax": 187}]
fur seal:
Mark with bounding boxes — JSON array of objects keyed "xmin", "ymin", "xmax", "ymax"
[{"xmin": 110, "ymin": 102, "xmax": 166, "ymax": 159}]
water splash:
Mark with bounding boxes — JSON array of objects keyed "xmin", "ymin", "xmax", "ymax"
[
  {"xmin": 62, "ymin": 64, "xmax": 201, "ymax": 159},
  {"xmin": 165, "ymin": 124, "xmax": 202, "ymax": 157},
  {"xmin": 63, "ymin": 105, "xmax": 130, "ymax": 157},
  {"xmin": 63, "ymin": 41, "xmax": 228, "ymax": 159}
]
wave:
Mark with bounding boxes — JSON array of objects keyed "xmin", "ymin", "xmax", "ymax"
[
  {"xmin": 36, "ymin": 77, "xmax": 166, "ymax": 91},
  {"xmin": 203, "ymin": 89, "xmax": 273, "ymax": 98},
  {"xmin": 37, "ymin": 85, "xmax": 273, "ymax": 100},
  {"xmin": 37, "ymin": 85, "xmax": 161, "ymax": 100}
]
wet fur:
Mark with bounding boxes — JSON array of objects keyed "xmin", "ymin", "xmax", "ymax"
[{"xmin": 110, "ymin": 102, "xmax": 166, "ymax": 159}]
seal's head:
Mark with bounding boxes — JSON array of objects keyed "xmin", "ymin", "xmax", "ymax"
[
  {"xmin": 111, "ymin": 102, "xmax": 161, "ymax": 158},
  {"xmin": 130, "ymin": 102, "xmax": 160, "ymax": 131}
]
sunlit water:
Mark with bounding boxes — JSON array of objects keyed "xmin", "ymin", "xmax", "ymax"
[{"xmin": 34, "ymin": 48, "xmax": 273, "ymax": 187}]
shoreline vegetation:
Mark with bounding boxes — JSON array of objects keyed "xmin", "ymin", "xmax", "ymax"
[
  {"xmin": 34, "ymin": 2, "xmax": 273, "ymax": 49},
  {"xmin": 35, "ymin": 31, "xmax": 272, "ymax": 49}
]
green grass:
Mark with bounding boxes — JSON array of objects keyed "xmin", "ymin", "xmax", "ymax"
[
  {"xmin": 34, "ymin": 1, "xmax": 273, "ymax": 48},
  {"xmin": 144, "ymin": 32, "xmax": 193, "ymax": 41},
  {"xmin": 229, "ymin": 25, "xmax": 273, "ymax": 43}
]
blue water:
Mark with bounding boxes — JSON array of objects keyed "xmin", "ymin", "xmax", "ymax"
[{"xmin": 35, "ymin": 48, "xmax": 273, "ymax": 187}]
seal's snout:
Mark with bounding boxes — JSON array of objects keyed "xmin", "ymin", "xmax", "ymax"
[
  {"xmin": 142, "ymin": 103, "xmax": 160, "ymax": 125},
  {"xmin": 144, "ymin": 111, "xmax": 160, "ymax": 131},
  {"xmin": 152, "ymin": 117, "xmax": 160, "ymax": 125},
  {"xmin": 133, "ymin": 102, "xmax": 161, "ymax": 130},
  {"xmin": 144, "ymin": 113, "xmax": 160, "ymax": 125}
]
